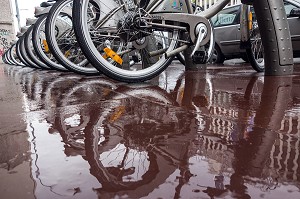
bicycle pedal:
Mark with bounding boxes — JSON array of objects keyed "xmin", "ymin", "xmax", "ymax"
[{"xmin": 192, "ymin": 50, "xmax": 207, "ymax": 64}]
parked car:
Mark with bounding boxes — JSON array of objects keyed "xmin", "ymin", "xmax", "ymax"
[{"xmin": 210, "ymin": 0, "xmax": 300, "ymax": 70}]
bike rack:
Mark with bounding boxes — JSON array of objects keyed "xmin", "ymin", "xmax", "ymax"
[
  {"xmin": 254, "ymin": 0, "xmax": 294, "ymax": 76},
  {"xmin": 184, "ymin": 45, "xmax": 207, "ymax": 70},
  {"xmin": 185, "ymin": 0, "xmax": 294, "ymax": 75}
]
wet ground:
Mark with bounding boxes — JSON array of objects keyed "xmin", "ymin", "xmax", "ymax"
[{"xmin": 1, "ymin": 60, "xmax": 300, "ymax": 199}]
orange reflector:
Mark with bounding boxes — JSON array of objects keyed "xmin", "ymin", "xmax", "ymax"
[
  {"xmin": 42, "ymin": 39, "xmax": 50, "ymax": 53},
  {"xmin": 103, "ymin": 47, "xmax": 123, "ymax": 65},
  {"xmin": 64, "ymin": 50, "xmax": 70, "ymax": 58},
  {"xmin": 110, "ymin": 106, "xmax": 126, "ymax": 122},
  {"xmin": 248, "ymin": 12, "xmax": 253, "ymax": 30}
]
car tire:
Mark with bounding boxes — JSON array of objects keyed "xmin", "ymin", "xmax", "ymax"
[
  {"xmin": 209, "ymin": 44, "xmax": 225, "ymax": 64},
  {"xmin": 241, "ymin": 54, "xmax": 249, "ymax": 63}
]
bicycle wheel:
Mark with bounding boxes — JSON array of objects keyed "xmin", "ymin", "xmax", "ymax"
[
  {"xmin": 16, "ymin": 40, "xmax": 30, "ymax": 66},
  {"xmin": 82, "ymin": 85, "xmax": 181, "ymax": 196},
  {"xmin": 6, "ymin": 48, "xmax": 16, "ymax": 65},
  {"xmin": 5, "ymin": 48, "xmax": 16, "ymax": 65},
  {"xmin": 251, "ymin": 0, "xmax": 293, "ymax": 75},
  {"xmin": 19, "ymin": 35, "xmax": 41, "ymax": 69},
  {"xmin": 246, "ymin": 23, "xmax": 264, "ymax": 72},
  {"xmin": 4, "ymin": 51, "xmax": 14, "ymax": 65},
  {"xmin": 24, "ymin": 25, "xmax": 52, "ymax": 70},
  {"xmin": 46, "ymin": 0, "xmax": 99, "ymax": 75},
  {"xmin": 32, "ymin": 14, "xmax": 68, "ymax": 71},
  {"xmin": 11, "ymin": 43, "xmax": 27, "ymax": 66},
  {"xmin": 73, "ymin": 0, "xmax": 180, "ymax": 82},
  {"xmin": 2, "ymin": 51, "xmax": 7, "ymax": 64}
]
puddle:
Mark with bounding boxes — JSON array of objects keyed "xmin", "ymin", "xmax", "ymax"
[{"xmin": 1, "ymin": 65, "xmax": 300, "ymax": 198}]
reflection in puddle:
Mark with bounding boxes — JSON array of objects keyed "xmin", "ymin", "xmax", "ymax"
[{"xmin": 2, "ymin": 65, "xmax": 300, "ymax": 198}]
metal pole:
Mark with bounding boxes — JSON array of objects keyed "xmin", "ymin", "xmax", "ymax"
[{"xmin": 15, "ymin": 0, "xmax": 21, "ymax": 30}]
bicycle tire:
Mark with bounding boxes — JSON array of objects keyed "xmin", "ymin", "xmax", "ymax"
[
  {"xmin": 73, "ymin": 0, "xmax": 179, "ymax": 82},
  {"xmin": 7, "ymin": 48, "xmax": 15, "ymax": 65},
  {"xmin": 16, "ymin": 41, "xmax": 30, "ymax": 66},
  {"xmin": 2, "ymin": 51, "xmax": 7, "ymax": 64},
  {"xmin": 4, "ymin": 51, "xmax": 13, "ymax": 65},
  {"xmin": 24, "ymin": 26, "xmax": 51, "ymax": 70},
  {"xmin": 19, "ymin": 35, "xmax": 41, "ymax": 69},
  {"xmin": 5, "ymin": 48, "xmax": 16, "ymax": 65},
  {"xmin": 246, "ymin": 27, "xmax": 264, "ymax": 72},
  {"xmin": 4, "ymin": 47, "xmax": 14, "ymax": 65},
  {"xmin": 252, "ymin": 0, "xmax": 293, "ymax": 75},
  {"xmin": 13, "ymin": 42, "xmax": 28, "ymax": 66},
  {"xmin": 82, "ymin": 85, "xmax": 180, "ymax": 196},
  {"xmin": 45, "ymin": 0, "xmax": 99, "ymax": 75},
  {"xmin": 32, "ymin": 14, "xmax": 68, "ymax": 71}
]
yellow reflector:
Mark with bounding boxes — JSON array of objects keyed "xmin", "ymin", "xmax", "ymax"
[
  {"xmin": 103, "ymin": 88, "xmax": 111, "ymax": 96},
  {"xmin": 248, "ymin": 12, "xmax": 253, "ymax": 30},
  {"xmin": 42, "ymin": 39, "xmax": 50, "ymax": 53},
  {"xmin": 64, "ymin": 50, "xmax": 71, "ymax": 58},
  {"xmin": 103, "ymin": 47, "xmax": 123, "ymax": 65},
  {"xmin": 110, "ymin": 106, "xmax": 126, "ymax": 122}
]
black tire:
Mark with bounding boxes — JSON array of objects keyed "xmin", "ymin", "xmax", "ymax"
[
  {"xmin": 251, "ymin": 0, "xmax": 293, "ymax": 75},
  {"xmin": 4, "ymin": 47, "xmax": 14, "ymax": 65},
  {"xmin": 45, "ymin": 0, "xmax": 99, "ymax": 75},
  {"xmin": 246, "ymin": 28, "xmax": 265, "ymax": 72},
  {"xmin": 209, "ymin": 44, "xmax": 225, "ymax": 64},
  {"xmin": 32, "ymin": 14, "xmax": 68, "ymax": 71},
  {"xmin": 6, "ymin": 48, "xmax": 16, "ymax": 65},
  {"xmin": 19, "ymin": 35, "xmax": 41, "ymax": 69},
  {"xmin": 241, "ymin": 54, "xmax": 249, "ymax": 63},
  {"xmin": 176, "ymin": 53, "xmax": 185, "ymax": 65},
  {"xmin": 2, "ymin": 51, "xmax": 8, "ymax": 64},
  {"xmin": 10, "ymin": 40, "xmax": 29, "ymax": 67},
  {"xmin": 6, "ymin": 51, "xmax": 13, "ymax": 65},
  {"xmin": 24, "ymin": 26, "xmax": 51, "ymax": 70}
]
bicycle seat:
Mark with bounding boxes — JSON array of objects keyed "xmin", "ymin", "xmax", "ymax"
[
  {"xmin": 20, "ymin": 26, "xmax": 29, "ymax": 34},
  {"xmin": 40, "ymin": 1, "xmax": 55, "ymax": 7},
  {"xmin": 26, "ymin": 18, "xmax": 37, "ymax": 26},
  {"xmin": 16, "ymin": 32, "xmax": 22, "ymax": 38}
]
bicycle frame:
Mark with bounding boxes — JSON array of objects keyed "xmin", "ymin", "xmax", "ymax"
[
  {"xmin": 92, "ymin": 0, "xmax": 231, "ymax": 55},
  {"xmin": 145, "ymin": 0, "xmax": 231, "ymax": 43}
]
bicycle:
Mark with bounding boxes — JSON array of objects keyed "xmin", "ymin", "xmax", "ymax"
[
  {"xmin": 32, "ymin": 1, "xmax": 69, "ymax": 71},
  {"xmin": 72, "ymin": 0, "xmax": 294, "ymax": 82},
  {"xmin": 45, "ymin": 0, "xmax": 100, "ymax": 75},
  {"xmin": 23, "ymin": 18, "xmax": 52, "ymax": 70}
]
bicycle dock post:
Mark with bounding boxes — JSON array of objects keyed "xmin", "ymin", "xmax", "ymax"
[
  {"xmin": 184, "ymin": 45, "xmax": 207, "ymax": 71},
  {"xmin": 182, "ymin": 32, "xmax": 207, "ymax": 71},
  {"xmin": 244, "ymin": 0, "xmax": 294, "ymax": 76}
]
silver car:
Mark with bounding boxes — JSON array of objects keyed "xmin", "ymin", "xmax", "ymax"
[{"xmin": 210, "ymin": 0, "xmax": 300, "ymax": 69}]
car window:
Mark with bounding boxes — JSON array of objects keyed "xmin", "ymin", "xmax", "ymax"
[
  {"xmin": 211, "ymin": 5, "xmax": 240, "ymax": 27},
  {"xmin": 250, "ymin": 1, "xmax": 298, "ymax": 21},
  {"xmin": 284, "ymin": 1, "xmax": 298, "ymax": 17}
]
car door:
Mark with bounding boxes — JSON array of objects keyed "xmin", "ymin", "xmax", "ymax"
[
  {"xmin": 211, "ymin": 5, "xmax": 241, "ymax": 57},
  {"xmin": 284, "ymin": 0, "xmax": 300, "ymax": 52}
]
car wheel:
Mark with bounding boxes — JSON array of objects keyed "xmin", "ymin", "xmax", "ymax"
[
  {"xmin": 209, "ymin": 44, "xmax": 225, "ymax": 64},
  {"xmin": 241, "ymin": 54, "xmax": 249, "ymax": 63},
  {"xmin": 246, "ymin": 27, "xmax": 265, "ymax": 72}
]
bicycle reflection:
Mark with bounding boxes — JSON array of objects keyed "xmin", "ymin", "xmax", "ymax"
[{"xmin": 5, "ymin": 65, "xmax": 300, "ymax": 198}]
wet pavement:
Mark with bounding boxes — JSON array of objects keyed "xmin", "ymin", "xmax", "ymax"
[{"xmin": 1, "ymin": 61, "xmax": 300, "ymax": 199}]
